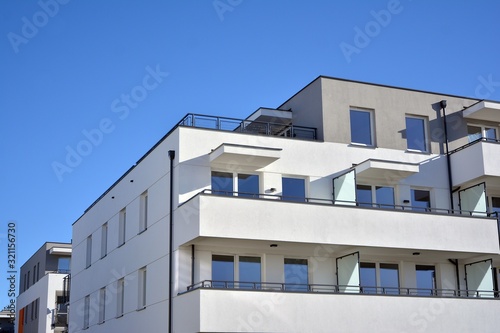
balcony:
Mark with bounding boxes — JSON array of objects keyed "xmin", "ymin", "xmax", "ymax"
[
  {"xmin": 449, "ymin": 138, "xmax": 500, "ymax": 187},
  {"xmin": 175, "ymin": 191, "xmax": 499, "ymax": 254},
  {"xmin": 174, "ymin": 288, "xmax": 500, "ymax": 332}
]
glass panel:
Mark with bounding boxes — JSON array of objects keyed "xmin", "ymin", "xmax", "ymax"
[
  {"xmin": 212, "ymin": 255, "xmax": 234, "ymax": 288},
  {"xmin": 282, "ymin": 177, "xmax": 306, "ymax": 202},
  {"xmin": 459, "ymin": 183, "xmax": 487, "ymax": 216},
  {"xmin": 238, "ymin": 174, "xmax": 259, "ymax": 198},
  {"xmin": 465, "ymin": 260, "xmax": 494, "ymax": 298},
  {"xmin": 284, "ymin": 258, "xmax": 308, "ymax": 291},
  {"xmin": 333, "ymin": 169, "xmax": 356, "ymax": 206},
  {"xmin": 375, "ymin": 186, "xmax": 395, "ymax": 208},
  {"xmin": 356, "ymin": 185, "xmax": 372, "ymax": 207},
  {"xmin": 485, "ymin": 127, "xmax": 497, "ymax": 141},
  {"xmin": 411, "ymin": 189, "xmax": 430, "ymax": 212},
  {"xmin": 239, "ymin": 256, "xmax": 261, "ymax": 289},
  {"xmin": 58, "ymin": 257, "xmax": 71, "ymax": 273},
  {"xmin": 211, "ymin": 171, "xmax": 233, "ymax": 195},
  {"xmin": 360, "ymin": 263, "xmax": 377, "ymax": 294},
  {"xmin": 350, "ymin": 110, "xmax": 372, "ymax": 145},
  {"xmin": 467, "ymin": 125, "xmax": 482, "ymax": 142},
  {"xmin": 416, "ymin": 265, "xmax": 435, "ymax": 296},
  {"xmin": 337, "ymin": 253, "xmax": 360, "ymax": 293},
  {"xmin": 406, "ymin": 117, "xmax": 427, "ymax": 151},
  {"xmin": 380, "ymin": 263, "xmax": 399, "ymax": 294}
]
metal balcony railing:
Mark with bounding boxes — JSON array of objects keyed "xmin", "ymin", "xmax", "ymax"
[
  {"xmin": 178, "ymin": 113, "xmax": 317, "ymax": 140},
  {"xmin": 183, "ymin": 280, "xmax": 499, "ymax": 299},
  {"xmin": 449, "ymin": 136, "xmax": 500, "ymax": 155}
]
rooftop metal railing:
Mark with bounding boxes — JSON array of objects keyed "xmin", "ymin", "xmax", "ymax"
[
  {"xmin": 178, "ymin": 113, "xmax": 317, "ymax": 140},
  {"xmin": 183, "ymin": 280, "xmax": 499, "ymax": 299}
]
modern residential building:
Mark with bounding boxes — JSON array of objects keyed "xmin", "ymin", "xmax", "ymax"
[
  {"xmin": 69, "ymin": 76, "xmax": 500, "ymax": 332},
  {"xmin": 0, "ymin": 309, "xmax": 15, "ymax": 333},
  {"xmin": 16, "ymin": 242, "xmax": 71, "ymax": 333}
]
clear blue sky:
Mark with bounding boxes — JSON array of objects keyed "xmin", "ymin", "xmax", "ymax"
[{"xmin": 1, "ymin": 0, "xmax": 499, "ymax": 307}]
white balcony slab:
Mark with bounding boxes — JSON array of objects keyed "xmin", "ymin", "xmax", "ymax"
[
  {"xmin": 450, "ymin": 141, "xmax": 500, "ymax": 186},
  {"xmin": 209, "ymin": 143, "xmax": 281, "ymax": 168},
  {"xmin": 463, "ymin": 101, "xmax": 500, "ymax": 123},
  {"xmin": 355, "ymin": 158, "xmax": 420, "ymax": 182}
]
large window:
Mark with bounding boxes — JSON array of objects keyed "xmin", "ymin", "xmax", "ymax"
[
  {"xmin": 211, "ymin": 255, "xmax": 261, "ymax": 289},
  {"xmin": 86, "ymin": 236, "xmax": 92, "ymax": 268},
  {"xmin": 284, "ymin": 258, "xmax": 308, "ymax": 291},
  {"xmin": 239, "ymin": 256, "xmax": 261, "ymax": 289},
  {"xmin": 468, "ymin": 124, "xmax": 498, "ymax": 142},
  {"xmin": 356, "ymin": 185, "xmax": 395, "ymax": 208},
  {"xmin": 406, "ymin": 116, "xmax": 428, "ymax": 152},
  {"xmin": 379, "ymin": 263, "xmax": 399, "ymax": 294},
  {"xmin": 416, "ymin": 265, "xmax": 436, "ymax": 296},
  {"xmin": 411, "ymin": 189, "xmax": 431, "ymax": 212},
  {"xmin": 238, "ymin": 174, "xmax": 259, "ymax": 198},
  {"xmin": 58, "ymin": 257, "xmax": 71, "ymax": 273},
  {"xmin": 211, "ymin": 172, "xmax": 233, "ymax": 195},
  {"xmin": 212, "ymin": 255, "xmax": 234, "ymax": 288},
  {"xmin": 282, "ymin": 177, "xmax": 306, "ymax": 202},
  {"xmin": 350, "ymin": 109, "xmax": 374, "ymax": 146},
  {"xmin": 211, "ymin": 172, "xmax": 259, "ymax": 197},
  {"xmin": 360, "ymin": 262, "xmax": 377, "ymax": 294}
]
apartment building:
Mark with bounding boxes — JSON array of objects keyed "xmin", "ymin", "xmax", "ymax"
[
  {"xmin": 16, "ymin": 242, "xmax": 71, "ymax": 333},
  {"xmin": 69, "ymin": 76, "xmax": 500, "ymax": 332}
]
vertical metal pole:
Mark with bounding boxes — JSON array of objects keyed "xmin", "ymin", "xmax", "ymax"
[
  {"xmin": 441, "ymin": 100, "xmax": 455, "ymax": 212},
  {"xmin": 168, "ymin": 150, "xmax": 175, "ymax": 333}
]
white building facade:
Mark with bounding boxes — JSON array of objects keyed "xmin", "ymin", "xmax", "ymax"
[{"xmin": 70, "ymin": 77, "xmax": 500, "ymax": 332}]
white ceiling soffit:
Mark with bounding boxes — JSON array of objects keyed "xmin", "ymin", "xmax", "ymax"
[
  {"xmin": 245, "ymin": 108, "xmax": 292, "ymax": 125},
  {"xmin": 210, "ymin": 143, "xmax": 282, "ymax": 168},
  {"xmin": 355, "ymin": 159, "xmax": 420, "ymax": 182},
  {"xmin": 49, "ymin": 247, "xmax": 72, "ymax": 255},
  {"xmin": 462, "ymin": 101, "xmax": 500, "ymax": 123}
]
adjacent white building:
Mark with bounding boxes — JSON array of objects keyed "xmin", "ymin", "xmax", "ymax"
[
  {"xmin": 17, "ymin": 242, "xmax": 71, "ymax": 333},
  {"xmin": 69, "ymin": 76, "xmax": 500, "ymax": 332}
]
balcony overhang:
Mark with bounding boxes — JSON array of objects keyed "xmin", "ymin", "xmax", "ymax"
[
  {"xmin": 209, "ymin": 143, "xmax": 281, "ymax": 168},
  {"xmin": 462, "ymin": 101, "xmax": 500, "ymax": 123},
  {"xmin": 354, "ymin": 159, "xmax": 420, "ymax": 182},
  {"xmin": 245, "ymin": 107, "xmax": 292, "ymax": 125},
  {"xmin": 49, "ymin": 247, "xmax": 72, "ymax": 255}
]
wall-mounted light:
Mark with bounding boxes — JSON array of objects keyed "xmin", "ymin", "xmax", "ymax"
[
  {"xmin": 403, "ymin": 200, "xmax": 410, "ymax": 204},
  {"xmin": 111, "ymin": 196, "xmax": 115, "ymax": 199},
  {"xmin": 412, "ymin": 252, "xmax": 420, "ymax": 256},
  {"xmin": 270, "ymin": 244, "xmax": 278, "ymax": 248},
  {"xmin": 130, "ymin": 179, "xmax": 134, "ymax": 183},
  {"xmin": 269, "ymin": 188, "xmax": 277, "ymax": 193}
]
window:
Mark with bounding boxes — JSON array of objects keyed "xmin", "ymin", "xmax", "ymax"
[
  {"xmin": 356, "ymin": 185, "xmax": 395, "ymax": 208},
  {"xmin": 416, "ymin": 265, "xmax": 436, "ymax": 296},
  {"xmin": 36, "ymin": 263, "xmax": 40, "ymax": 281},
  {"xmin": 406, "ymin": 116, "xmax": 428, "ymax": 152},
  {"xmin": 492, "ymin": 197, "xmax": 500, "ymax": 215},
  {"xmin": 212, "ymin": 255, "xmax": 234, "ymax": 288},
  {"xmin": 99, "ymin": 288, "xmax": 106, "ymax": 324},
  {"xmin": 239, "ymin": 256, "xmax": 261, "ymax": 289},
  {"xmin": 35, "ymin": 299, "xmax": 38, "ymax": 319},
  {"xmin": 86, "ymin": 236, "xmax": 92, "ymax": 268},
  {"xmin": 411, "ymin": 189, "xmax": 431, "ymax": 212},
  {"xmin": 468, "ymin": 124, "xmax": 498, "ymax": 142},
  {"xmin": 33, "ymin": 265, "xmax": 36, "ymax": 284},
  {"xmin": 138, "ymin": 267, "xmax": 147, "ymax": 309},
  {"xmin": 27, "ymin": 271, "xmax": 30, "ymax": 289},
  {"xmin": 360, "ymin": 262, "xmax": 377, "ymax": 294},
  {"xmin": 284, "ymin": 258, "xmax": 308, "ymax": 291},
  {"xmin": 117, "ymin": 278, "xmax": 125, "ymax": 317},
  {"xmin": 350, "ymin": 109, "xmax": 374, "ymax": 146},
  {"xmin": 83, "ymin": 295, "xmax": 90, "ymax": 329},
  {"xmin": 119, "ymin": 209, "xmax": 126, "ymax": 246},
  {"xmin": 58, "ymin": 257, "xmax": 71, "ymax": 273},
  {"xmin": 139, "ymin": 192, "xmax": 148, "ymax": 233},
  {"xmin": 101, "ymin": 223, "xmax": 108, "ymax": 258},
  {"xmin": 282, "ymin": 177, "xmax": 306, "ymax": 202},
  {"xmin": 211, "ymin": 172, "xmax": 259, "ymax": 197},
  {"xmin": 379, "ymin": 263, "xmax": 399, "ymax": 294}
]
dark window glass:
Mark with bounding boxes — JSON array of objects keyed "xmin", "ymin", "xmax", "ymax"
[
  {"xmin": 284, "ymin": 258, "xmax": 308, "ymax": 291},
  {"xmin": 212, "ymin": 255, "xmax": 234, "ymax": 288},
  {"xmin": 485, "ymin": 127, "xmax": 497, "ymax": 141},
  {"xmin": 238, "ymin": 174, "xmax": 259, "ymax": 198},
  {"xmin": 360, "ymin": 262, "xmax": 377, "ymax": 294},
  {"xmin": 282, "ymin": 177, "xmax": 306, "ymax": 202},
  {"xmin": 356, "ymin": 185, "xmax": 372, "ymax": 207},
  {"xmin": 380, "ymin": 263, "xmax": 399, "ymax": 294},
  {"xmin": 58, "ymin": 257, "xmax": 71, "ymax": 273},
  {"xmin": 416, "ymin": 265, "xmax": 436, "ymax": 296},
  {"xmin": 411, "ymin": 189, "xmax": 430, "ymax": 212},
  {"xmin": 491, "ymin": 197, "xmax": 500, "ymax": 215},
  {"xmin": 375, "ymin": 186, "xmax": 395, "ymax": 208},
  {"xmin": 350, "ymin": 110, "xmax": 373, "ymax": 145},
  {"xmin": 467, "ymin": 125, "xmax": 482, "ymax": 142},
  {"xmin": 406, "ymin": 117, "xmax": 427, "ymax": 151},
  {"xmin": 239, "ymin": 256, "xmax": 261, "ymax": 289},
  {"xmin": 211, "ymin": 171, "xmax": 233, "ymax": 195}
]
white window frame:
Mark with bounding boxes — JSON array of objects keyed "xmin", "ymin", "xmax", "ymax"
[
  {"xmin": 350, "ymin": 108, "xmax": 375, "ymax": 147},
  {"xmin": 405, "ymin": 115, "xmax": 429, "ymax": 153},
  {"xmin": 467, "ymin": 123, "xmax": 499, "ymax": 142}
]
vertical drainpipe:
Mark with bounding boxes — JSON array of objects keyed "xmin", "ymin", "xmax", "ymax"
[
  {"xmin": 440, "ymin": 100, "xmax": 455, "ymax": 212},
  {"xmin": 191, "ymin": 244, "xmax": 195, "ymax": 286},
  {"xmin": 168, "ymin": 150, "xmax": 175, "ymax": 333}
]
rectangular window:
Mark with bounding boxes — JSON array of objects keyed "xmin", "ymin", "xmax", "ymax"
[
  {"xmin": 27, "ymin": 271, "xmax": 30, "ymax": 289},
  {"xmin": 284, "ymin": 258, "xmax": 308, "ymax": 291},
  {"xmin": 237, "ymin": 174, "xmax": 259, "ymax": 198},
  {"xmin": 211, "ymin": 171, "xmax": 233, "ymax": 195},
  {"xmin": 24, "ymin": 306, "xmax": 27, "ymax": 323},
  {"xmin": 86, "ymin": 236, "xmax": 92, "ymax": 268},
  {"xmin": 139, "ymin": 192, "xmax": 148, "ymax": 233},
  {"xmin": 138, "ymin": 267, "xmax": 147, "ymax": 309},
  {"xmin": 98, "ymin": 287, "xmax": 106, "ymax": 324},
  {"xmin": 492, "ymin": 197, "xmax": 500, "ymax": 215},
  {"xmin": 468, "ymin": 125, "xmax": 482, "ymax": 142},
  {"xmin": 23, "ymin": 274, "xmax": 26, "ymax": 292},
  {"xmin": 360, "ymin": 262, "xmax": 377, "ymax": 294},
  {"xmin": 101, "ymin": 223, "xmax": 108, "ymax": 258},
  {"xmin": 36, "ymin": 263, "xmax": 40, "ymax": 281},
  {"xmin": 375, "ymin": 186, "xmax": 395, "ymax": 208},
  {"xmin": 416, "ymin": 265, "xmax": 436, "ymax": 296},
  {"xmin": 35, "ymin": 298, "xmax": 38, "ymax": 319},
  {"xmin": 58, "ymin": 257, "xmax": 71, "ymax": 273},
  {"xmin": 282, "ymin": 177, "xmax": 306, "ymax": 202},
  {"xmin": 468, "ymin": 124, "xmax": 498, "ymax": 143},
  {"xmin": 379, "ymin": 263, "xmax": 399, "ymax": 294},
  {"xmin": 356, "ymin": 184, "xmax": 372, "ymax": 207},
  {"xmin": 83, "ymin": 295, "xmax": 90, "ymax": 329},
  {"xmin": 485, "ymin": 127, "xmax": 497, "ymax": 141},
  {"xmin": 212, "ymin": 255, "xmax": 234, "ymax": 288},
  {"xmin": 411, "ymin": 189, "xmax": 431, "ymax": 212},
  {"xmin": 30, "ymin": 300, "xmax": 34, "ymax": 320},
  {"xmin": 119, "ymin": 209, "xmax": 126, "ymax": 246},
  {"xmin": 350, "ymin": 109, "xmax": 374, "ymax": 146},
  {"xmin": 33, "ymin": 265, "xmax": 36, "ymax": 284},
  {"xmin": 117, "ymin": 278, "xmax": 125, "ymax": 317},
  {"xmin": 239, "ymin": 256, "xmax": 261, "ymax": 289},
  {"xmin": 406, "ymin": 116, "xmax": 428, "ymax": 152}
]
